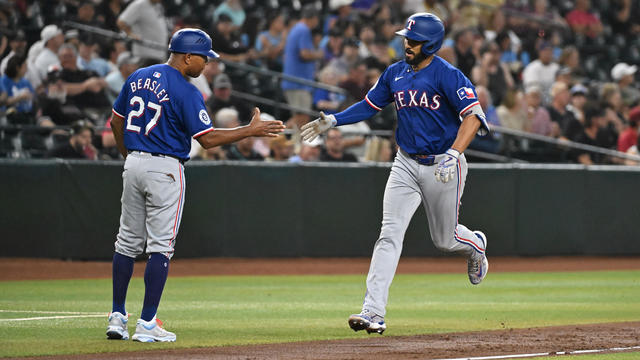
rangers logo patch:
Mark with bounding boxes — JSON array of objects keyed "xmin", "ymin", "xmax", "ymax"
[
  {"xmin": 199, "ymin": 109, "xmax": 211, "ymax": 125},
  {"xmin": 457, "ymin": 87, "xmax": 476, "ymax": 100},
  {"xmin": 153, "ymin": 72, "xmax": 161, "ymax": 78}
]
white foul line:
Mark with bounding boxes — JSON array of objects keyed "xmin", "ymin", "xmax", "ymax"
[
  {"xmin": 433, "ymin": 345, "xmax": 640, "ymax": 360},
  {"xmin": 0, "ymin": 314, "xmax": 105, "ymax": 322},
  {"xmin": 0, "ymin": 310, "xmax": 105, "ymax": 315}
]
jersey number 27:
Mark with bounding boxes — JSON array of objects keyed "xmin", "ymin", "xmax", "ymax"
[{"xmin": 126, "ymin": 96, "xmax": 162, "ymax": 136}]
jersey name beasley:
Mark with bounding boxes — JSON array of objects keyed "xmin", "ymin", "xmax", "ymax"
[{"xmin": 364, "ymin": 56, "xmax": 481, "ymax": 155}]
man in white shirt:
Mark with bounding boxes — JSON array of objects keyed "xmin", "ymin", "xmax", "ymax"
[
  {"xmin": 31, "ymin": 25, "xmax": 65, "ymax": 88},
  {"xmin": 117, "ymin": 0, "xmax": 168, "ymax": 63},
  {"xmin": 522, "ymin": 42, "xmax": 559, "ymax": 104}
]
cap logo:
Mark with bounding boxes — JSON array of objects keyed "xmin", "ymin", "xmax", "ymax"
[{"xmin": 406, "ymin": 19, "xmax": 415, "ymax": 30}]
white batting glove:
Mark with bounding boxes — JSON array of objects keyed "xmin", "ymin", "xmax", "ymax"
[
  {"xmin": 434, "ymin": 149, "xmax": 460, "ymax": 183},
  {"xmin": 301, "ymin": 112, "xmax": 337, "ymax": 142}
]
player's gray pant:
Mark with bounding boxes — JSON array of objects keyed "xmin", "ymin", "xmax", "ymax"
[
  {"xmin": 363, "ymin": 149, "xmax": 484, "ymax": 316},
  {"xmin": 115, "ymin": 151, "xmax": 185, "ymax": 260}
]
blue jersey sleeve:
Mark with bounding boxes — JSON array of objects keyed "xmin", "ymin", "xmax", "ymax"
[
  {"xmin": 181, "ymin": 88, "xmax": 214, "ymax": 138},
  {"xmin": 441, "ymin": 68, "xmax": 489, "ymax": 135},
  {"xmin": 112, "ymin": 80, "xmax": 130, "ymax": 118},
  {"xmin": 364, "ymin": 67, "xmax": 393, "ymax": 111}
]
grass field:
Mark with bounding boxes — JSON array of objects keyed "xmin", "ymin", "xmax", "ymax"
[{"xmin": 0, "ymin": 270, "xmax": 639, "ymax": 358}]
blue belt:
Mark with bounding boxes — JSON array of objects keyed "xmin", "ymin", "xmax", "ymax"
[{"xmin": 409, "ymin": 153, "xmax": 436, "ymax": 166}]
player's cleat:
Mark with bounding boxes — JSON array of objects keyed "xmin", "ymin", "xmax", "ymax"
[
  {"xmin": 348, "ymin": 310, "xmax": 386, "ymax": 334},
  {"xmin": 131, "ymin": 317, "xmax": 176, "ymax": 342},
  {"xmin": 468, "ymin": 231, "xmax": 489, "ymax": 285},
  {"xmin": 106, "ymin": 312, "xmax": 129, "ymax": 340}
]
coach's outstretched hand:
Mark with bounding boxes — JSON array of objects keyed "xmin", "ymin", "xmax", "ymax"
[
  {"xmin": 435, "ymin": 148, "xmax": 460, "ymax": 183},
  {"xmin": 248, "ymin": 107, "xmax": 286, "ymax": 137},
  {"xmin": 301, "ymin": 112, "xmax": 337, "ymax": 142}
]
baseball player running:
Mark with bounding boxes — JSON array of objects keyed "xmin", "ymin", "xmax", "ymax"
[
  {"xmin": 106, "ymin": 28, "xmax": 285, "ymax": 342},
  {"xmin": 302, "ymin": 13, "xmax": 489, "ymax": 335}
]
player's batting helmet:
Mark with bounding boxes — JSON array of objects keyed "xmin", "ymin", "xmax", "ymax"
[
  {"xmin": 395, "ymin": 13, "xmax": 445, "ymax": 56},
  {"xmin": 168, "ymin": 28, "xmax": 219, "ymax": 58}
]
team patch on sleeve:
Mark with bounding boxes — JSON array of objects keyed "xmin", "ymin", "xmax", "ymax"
[
  {"xmin": 456, "ymin": 87, "xmax": 476, "ymax": 100},
  {"xmin": 199, "ymin": 109, "xmax": 211, "ymax": 125}
]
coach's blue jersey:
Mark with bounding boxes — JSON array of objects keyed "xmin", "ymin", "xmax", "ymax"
[
  {"xmin": 112, "ymin": 64, "xmax": 214, "ymax": 160},
  {"xmin": 365, "ymin": 56, "xmax": 485, "ymax": 154}
]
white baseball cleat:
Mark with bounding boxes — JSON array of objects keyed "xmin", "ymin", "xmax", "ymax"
[
  {"xmin": 348, "ymin": 309, "xmax": 386, "ymax": 334},
  {"xmin": 468, "ymin": 231, "xmax": 489, "ymax": 285},
  {"xmin": 106, "ymin": 312, "xmax": 129, "ymax": 340},
  {"xmin": 131, "ymin": 317, "xmax": 176, "ymax": 342}
]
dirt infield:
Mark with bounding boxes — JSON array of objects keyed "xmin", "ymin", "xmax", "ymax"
[
  {"xmin": 4, "ymin": 257, "xmax": 640, "ymax": 359},
  {"xmin": 2, "ymin": 256, "xmax": 640, "ymax": 281},
  {"xmin": 21, "ymin": 322, "xmax": 640, "ymax": 360}
]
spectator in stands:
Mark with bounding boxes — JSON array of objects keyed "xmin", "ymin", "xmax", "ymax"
[
  {"xmin": 472, "ymin": 41, "xmax": 514, "ymax": 107},
  {"xmin": 105, "ymin": 39, "xmax": 127, "ymax": 74},
  {"xmin": 267, "ymin": 135, "xmax": 294, "ymax": 161},
  {"xmin": 565, "ymin": 0, "xmax": 603, "ymax": 39},
  {"xmin": 206, "ymin": 73, "xmax": 252, "ymax": 124},
  {"xmin": 322, "ymin": 27, "xmax": 344, "ymax": 65},
  {"xmin": 226, "ymin": 136, "xmax": 264, "ymax": 161},
  {"xmin": 497, "ymin": 89, "xmax": 527, "ymax": 132},
  {"xmin": 525, "ymin": 85, "xmax": 557, "ymax": 137},
  {"xmin": 611, "ymin": 62, "xmax": 640, "ymax": 107},
  {"xmin": 57, "ymin": 44, "xmax": 110, "ymax": 115},
  {"xmin": 453, "ymin": 28, "xmax": 476, "ymax": 78},
  {"xmin": 526, "ymin": 0, "xmax": 567, "ymax": 31},
  {"xmin": 323, "ymin": 37, "xmax": 360, "ymax": 83},
  {"xmin": 320, "ymin": 128, "xmax": 358, "ymax": 162},
  {"xmin": 567, "ymin": 84, "xmax": 588, "ymax": 123},
  {"xmin": 370, "ymin": 33, "xmax": 394, "ymax": 66},
  {"xmin": 255, "ymin": 13, "xmax": 288, "ymax": 71},
  {"xmin": 339, "ymin": 61, "xmax": 368, "ymax": 106},
  {"xmin": 600, "ymin": 83, "xmax": 625, "ymax": 135},
  {"xmin": 97, "ymin": 0, "xmax": 125, "ymax": 32},
  {"xmin": 618, "ymin": 106, "xmax": 640, "ymax": 152},
  {"xmin": 76, "ymin": 34, "xmax": 111, "ymax": 77},
  {"xmin": 210, "ymin": 14, "xmax": 253, "ymax": 63},
  {"xmin": 314, "ymin": 66, "xmax": 346, "ymax": 115},
  {"xmin": 570, "ymin": 107, "xmax": 608, "ymax": 164},
  {"xmin": 47, "ymin": 120, "xmax": 97, "ymax": 160},
  {"xmin": 609, "ymin": 0, "xmax": 640, "ymax": 40},
  {"xmin": 32, "ymin": 25, "xmax": 64, "ymax": 88},
  {"xmin": 358, "ymin": 23, "xmax": 375, "ymax": 58},
  {"xmin": 289, "ymin": 138, "xmax": 323, "ymax": 162},
  {"xmin": 0, "ymin": 30, "xmax": 27, "ymax": 75},
  {"xmin": 105, "ymin": 51, "xmax": 140, "ymax": 102},
  {"xmin": 468, "ymin": 86, "xmax": 501, "ymax": 154},
  {"xmin": 282, "ymin": 5, "xmax": 323, "ymax": 128},
  {"xmin": 73, "ymin": 0, "xmax": 100, "ymax": 28},
  {"xmin": 522, "ymin": 41, "xmax": 559, "ymax": 102},
  {"xmin": 214, "ymin": 107, "xmax": 241, "ymax": 129},
  {"xmin": 547, "ymin": 82, "xmax": 577, "ymax": 135},
  {"xmin": 213, "ymin": 0, "xmax": 246, "ymax": 32},
  {"xmin": 38, "ymin": 69, "xmax": 84, "ymax": 126},
  {"xmin": 2, "ymin": 55, "xmax": 35, "ymax": 124},
  {"xmin": 558, "ymin": 46, "xmax": 584, "ymax": 85},
  {"xmin": 117, "ymin": 0, "xmax": 168, "ymax": 64}
]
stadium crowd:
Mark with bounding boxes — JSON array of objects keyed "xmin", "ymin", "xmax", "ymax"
[{"xmin": 0, "ymin": 0, "xmax": 639, "ymax": 164}]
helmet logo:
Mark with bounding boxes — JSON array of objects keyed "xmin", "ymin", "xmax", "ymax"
[{"xmin": 406, "ymin": 19, "xmax": 415, "ymax": 30}]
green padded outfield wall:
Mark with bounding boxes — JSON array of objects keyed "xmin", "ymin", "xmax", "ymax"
[{"xmin": 1, "ymin": 160, "xmax": 639, "ymax": 259}]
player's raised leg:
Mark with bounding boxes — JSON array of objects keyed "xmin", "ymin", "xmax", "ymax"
[
  {"xmin": 421, "ymin": 154, "xmax": 488, "ymax": 284},
  {"xmin": 350, "ymin": 152, "xmax": 422, "ymax": 334}
]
